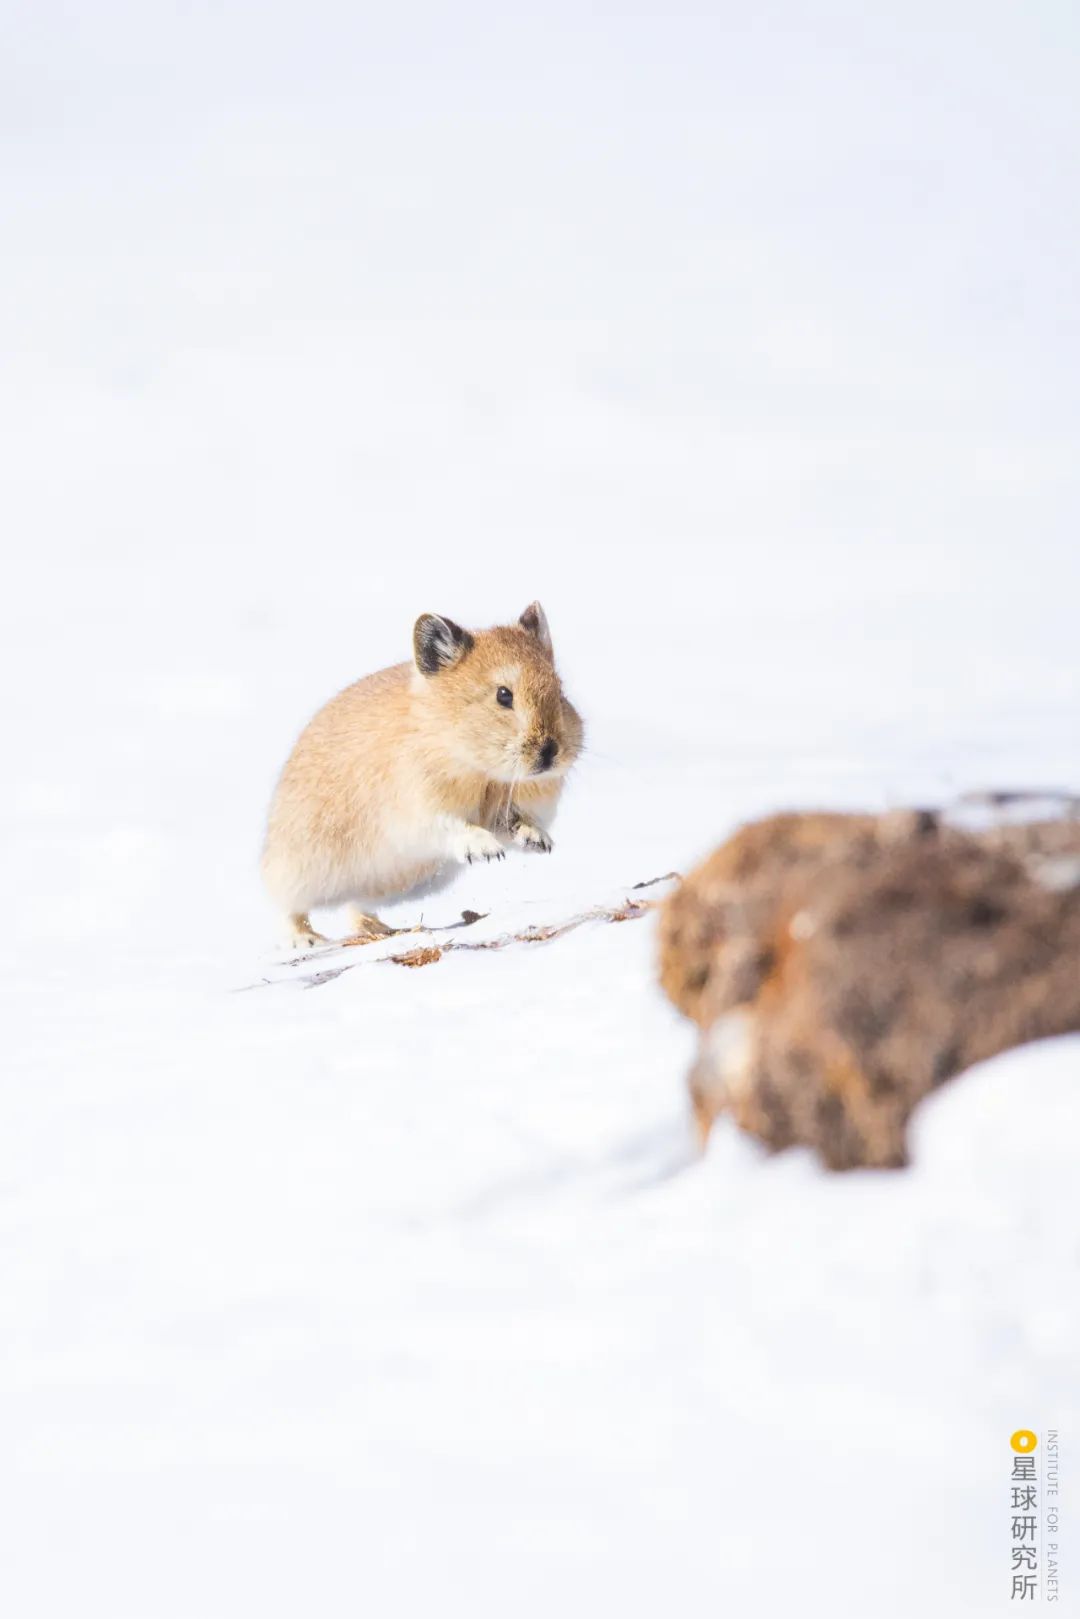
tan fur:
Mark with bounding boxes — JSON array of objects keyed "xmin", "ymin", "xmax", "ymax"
[{"xmin": 262, "ymin": 603, "xmax": 583, "ymax": 947}]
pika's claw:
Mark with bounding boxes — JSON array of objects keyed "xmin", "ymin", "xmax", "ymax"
[
  {"xmin": 453, "ymin": 826, "xmax": 505, "ymax": 865},
  {"xmin": 507, "ymin": 809, "xmax": 554, "ymax": 854},
  {"xmin": 284, "ymin": 914, "xmax": 331, "ymax": 951}
]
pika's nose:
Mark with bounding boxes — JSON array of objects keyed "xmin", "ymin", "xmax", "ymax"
[{"xmin": 537, "ymin": 737, "xmax": 558, "ymax": 772}]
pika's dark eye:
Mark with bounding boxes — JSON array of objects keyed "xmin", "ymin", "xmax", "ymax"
[{"xmin": 496, "ymin": 685, "xmax": 513, "ymax": 708}]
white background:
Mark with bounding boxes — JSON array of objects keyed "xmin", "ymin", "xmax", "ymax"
[{"xmin": 3, "ymin": 3, "xmax": 1079, "ymax": 1614}]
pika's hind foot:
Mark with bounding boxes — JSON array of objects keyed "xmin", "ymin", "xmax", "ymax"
[
  {"xmin": 284, "ymin": 914, "xmax": 331, "ymax": 951},
  {"xmin": 346, "ymin": 906, "xmax": 394, "ymax": 941}
]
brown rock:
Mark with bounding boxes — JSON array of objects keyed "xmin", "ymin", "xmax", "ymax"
[{"xmin": 659, "ymin": 809, "xmax": 1080, "ymax": 1169}]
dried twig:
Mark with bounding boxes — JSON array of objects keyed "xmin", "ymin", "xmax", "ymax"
[
  {"xmin": 240, "ymin": 875, "xmax": 681, "ymax": 992},
  {"xmin": 953, "ymin": 787, "xmax": 1080, "ymax": 814}
]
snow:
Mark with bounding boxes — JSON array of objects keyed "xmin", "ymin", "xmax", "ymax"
[{"xmin": 3, "ymin": 4, "xmax": 1080, "ymax": 1614}]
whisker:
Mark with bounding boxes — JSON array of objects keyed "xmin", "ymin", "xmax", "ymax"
[{"xmin": 508, "ymin": 758, "xmax": 524, "ymax": 824}]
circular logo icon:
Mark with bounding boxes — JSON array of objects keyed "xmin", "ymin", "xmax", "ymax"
[{"xmin": 1011, "ymin": 1430, "xmax": 1038, "ymax": 1453}]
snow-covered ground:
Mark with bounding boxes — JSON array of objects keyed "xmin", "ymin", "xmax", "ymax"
[{"xmin": 3, "ymin": 4, "xmax": 1080, "ymax": 1614}]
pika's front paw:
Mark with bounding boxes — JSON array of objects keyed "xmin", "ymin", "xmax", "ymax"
[
  {"xmin": 509, "ymin": 812, "xmax": 553, "ymax": 854},
  {"xmin": 452, "ymin": 826, "xmax": 506, "ymax": 865}
]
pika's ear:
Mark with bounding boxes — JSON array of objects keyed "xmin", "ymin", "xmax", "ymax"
[
  {"xmin": 413, "ymin": 613, "xmax": 475, "ymax": 676},
  {"xmin": 519, "ymin": 600, "xmax": 553, "ymax": 656}
]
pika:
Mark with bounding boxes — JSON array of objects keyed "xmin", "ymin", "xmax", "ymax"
[{"xmin": 262, "ymin": 602, "xmax": 584, "ymax": 948}]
